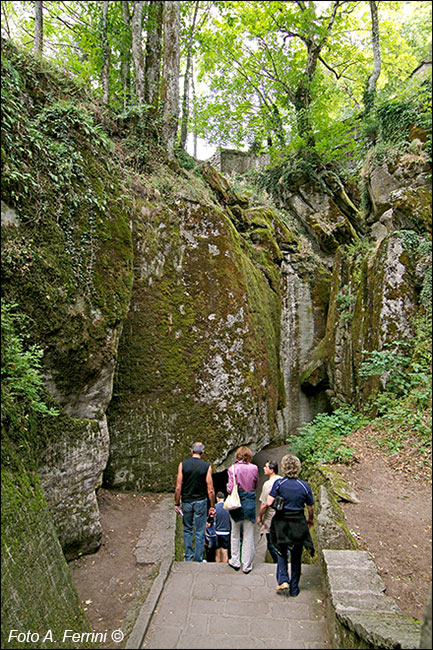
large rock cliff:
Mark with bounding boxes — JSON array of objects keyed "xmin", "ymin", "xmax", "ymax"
[{"xmin": 104, "ymin": 163, "xmax": 329, "ymax": 490}]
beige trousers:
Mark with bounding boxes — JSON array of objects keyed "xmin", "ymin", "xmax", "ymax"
[{"xmin": 229, "ymin": 519, "xmax": 255, "ymax": 572}]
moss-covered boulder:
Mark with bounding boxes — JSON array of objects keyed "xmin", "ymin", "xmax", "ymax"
[
  {"xmin": 1, "ymin": 453, "xmax": 92, "ymax": 649},
  {"xmin": 37, "ymin": 414, "xmax": 109, "ymax": 559},
  {"xmin": 105, "ymin": 185, "xmax": 284, "ymax": 490},
  {"xmin": 284, "ymin": 182, "xmax": 359, "ymax": 255},
  {"xmin": 363, "ymin": 150, "xmax": 432, "ymax": 236},
  {"xmin": 1, "ymin": 41, "xmax": 133, "ymax": 555}
]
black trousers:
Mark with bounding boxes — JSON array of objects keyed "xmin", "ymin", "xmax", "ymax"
[{"xmin": 276, "ymin": 542, "xmax": 303, "ymax": 594}]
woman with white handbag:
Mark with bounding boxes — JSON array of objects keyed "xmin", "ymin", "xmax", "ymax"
[{"xmin": 224, "ymin": 446, "xmax": 258, "ymax": 574}]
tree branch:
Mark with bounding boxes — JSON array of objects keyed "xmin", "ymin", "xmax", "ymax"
[
  {"xmin": 342, "ymin": 83, "xmax": 361, "ymax": 109},
  {"xmin": 318, "ymin": 55, "xmax": 356, "ymax": 80},
  {"xmin": 365, "ymin": 0, "xmax": 381, "ymax": 97},
  {"xmin": 408, "ymin": 60, "xmax": 432, "ymax": 79},
  {"xmin": 1, "ymin": 3, "xmax": 11, "ymax": 39},
  {"xmin": 43, "ymin": 7, "xmax": 75, "ymax": 31},
  {"xmin": 57, "ymin": 2, "xmax": 92, "ymax": 27}
]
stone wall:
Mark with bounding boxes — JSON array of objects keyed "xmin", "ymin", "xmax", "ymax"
[
  {"xmin": 322, "ymin": 550, "xmax": 421, "ymax": 650},
  {"xmin": 313, "ymin": 475, "xmax": 423, "ymax": 649},
  {"xmin": 207, "ymin": 148, "xmax": 270, "ymax": 175}
]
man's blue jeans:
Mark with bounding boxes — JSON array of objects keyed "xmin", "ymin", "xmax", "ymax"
[{"xmin": 182, "ymin": 499, "xmax": 208, "ymax": 562}]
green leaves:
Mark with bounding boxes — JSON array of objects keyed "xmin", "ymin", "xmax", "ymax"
[
  {"xmin": 1, "ymin": 300, "xmax": 59, "ymax": 420},
  {"xmin": 290, "ymin": 408, "xmax": 367, "ymax": 465},
  {"xmin": 2, "ymin": 1, "xmax": 431, "ymax": 156}
]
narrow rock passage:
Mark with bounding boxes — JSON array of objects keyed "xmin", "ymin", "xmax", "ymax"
[{"xmin": 141, "ymin": 562, "xmax": 329, "ymax": 649}]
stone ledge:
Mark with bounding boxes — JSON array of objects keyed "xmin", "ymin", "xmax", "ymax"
[
  {"xmin": 125, "ymin": 496, "xmax": 176, "ymax": 648},
  {"xmin": 322, "ymin": 549, "xmax": 421, "ymax": 649},
  {"xmin": 134, "ymin": 495, "xmax": 176, "ymax": 564}
]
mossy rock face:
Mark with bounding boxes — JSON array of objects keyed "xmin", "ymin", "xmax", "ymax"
[
  {"xmin": 304, "ymin": 465, "xmax": 360, "ymax": 558},
  {"xmin": 1, "ymin": 453, "xmax": 93, "ymax": 649},
  {"xmin": 37, "ymin": 414, "xmax": 109, "ymax": 560},
  {"xmin": 275, "ymin": 179, "xmax": 360, "ymax": 256},
  {"xmin": 1, "ymin": 42, "xmax": 133, "ymax": 555},
  {"xmin": 200, "ymin": 163, "xmax": 249, "ymax": 207},
  {"xmin": 105, "ymin": 196, "xmax": 283, "ymax": 490},
  {"xmin": 277, "ymin": 255, "xmax": 332, "ymax": 438},
  {"xmin": 300, "ymin": 351, "xmax": 327, "ymax": 393},
  {"xmin": 390, "ymin": 186, "xmax": 432, "ymax": 235},
  {"xmin": 1, "ymin": 42, "xmax": 133, "ymax": 420},
  {"xmin": 366, "ymin": 151, "xmax": 432, "ymax": 222},
  {"xmin": 316, "ymin": 230, "xmax": 429, "ymax": 406},
  {"xmin": 316, "ymin": 464, "xmax": 359, "ymax": 503}
]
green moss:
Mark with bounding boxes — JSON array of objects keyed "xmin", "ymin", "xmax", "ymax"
[
  {"xmin": 1, "ymin": 41, "xmax": 133, "ymax": 401},
  {"xmin": 1, "ymin": 442, "xmax": 94, "ymax": 649},
  {"xmin": 304, "ymin": 464, "xmax": 360, "ymax": 557},
  {"xmin": 105, "ymin": 188, "xmax": 285, "ymax": 490},
  {"xmin": 1, "ymin": 42, "xmax": 134, "ymax": 644}
]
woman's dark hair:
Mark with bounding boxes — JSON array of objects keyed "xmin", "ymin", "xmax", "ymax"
[{"xmin": 267, "ymin": 460, "xmax": 278, "ymax": 473}]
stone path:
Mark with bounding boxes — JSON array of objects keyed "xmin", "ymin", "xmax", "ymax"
[{"xmin": 141, "ymin": 562, "xmax": 330, "ymax": 649}]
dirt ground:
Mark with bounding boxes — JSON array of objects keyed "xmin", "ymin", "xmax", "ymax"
[
  {"xmin": 333, "ymin": 425, "xmax": 432, "ymax": 622},
  {"xmin": 69, "ymin": 490, "xmax": 166, "ymax": 649},
  {"xmin": 69, "ymin": 434, "xmax": 432, "ymax": 647}
]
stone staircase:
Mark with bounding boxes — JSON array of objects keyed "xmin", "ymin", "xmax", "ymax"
[{"xmin": 140, "ymin": 561, "xmax": 329, "ymax": 649}]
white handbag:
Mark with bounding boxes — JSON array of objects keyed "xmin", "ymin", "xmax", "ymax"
[{"xmin": 223, "ymin": 465, "xmax": 241, "ymax": 510}]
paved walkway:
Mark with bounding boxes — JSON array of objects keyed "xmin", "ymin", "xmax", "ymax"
[{"xmin": 141, "ymin": 561, "xmax": 330, "ymax": 649}]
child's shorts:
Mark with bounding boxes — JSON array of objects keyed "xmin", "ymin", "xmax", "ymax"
[{"xmin": 216, "ymin": 533, "xmax": 230, "ymax": 549}]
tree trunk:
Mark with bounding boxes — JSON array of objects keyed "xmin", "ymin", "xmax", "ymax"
[
  {"xmin": 33, "ymin": 0, "xmax": 43, "ymax": 55},
  {"xmin": 101, "ymin": 1, "xmax": 110, "ymax": 106},
  {"xmin": 180, "ymin": 1, "xmax": 200, "ymax": 149},
  {"xmin": 363, "ymin": 0, "xmax": 381, "ymax": 117},
  {"xmin": 144, "ymin": 0, "xmax": 163, "ymax": 109},
  {"xmin": 131, "ymin": 1, "xmax": 146, "ymax": 105},
  {"xmin": 121, "ymin": 1, "xmax": 131, "ymax": 110},
  {"xmin": 294, "ymin": 40, "xmax": 321, "ymax": 147},
  {"xmin": 270, "ymin": 104, "xmax": 286, "ymax": 148},
  {"xmin": 161, "ymin": 1, "xmax": 181, "ymax": 157},
  {"xmin": 191, "ymin": 60, "xmax": 198, "ymax": 158},
  {"xmin": 294, "ymin": 83, "xmax": 314, "ymax": 147},
  {"xmin": 291, "ymin": 1, "xmax": 341, "ymax": 147}
]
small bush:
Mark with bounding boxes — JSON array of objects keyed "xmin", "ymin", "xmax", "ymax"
[{"xmin": 290, "ymin": 408, "xmax": 367, "ymax": 465}]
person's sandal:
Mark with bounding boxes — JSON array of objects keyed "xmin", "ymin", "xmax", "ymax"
[{"xmin": 276, "ymin": 582, "xmax": 289, "ymax": 592}]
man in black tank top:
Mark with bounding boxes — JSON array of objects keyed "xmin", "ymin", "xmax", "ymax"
[{"xmin": 174, "ymin": 442, "xmax": 216, "ymax": 562}]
